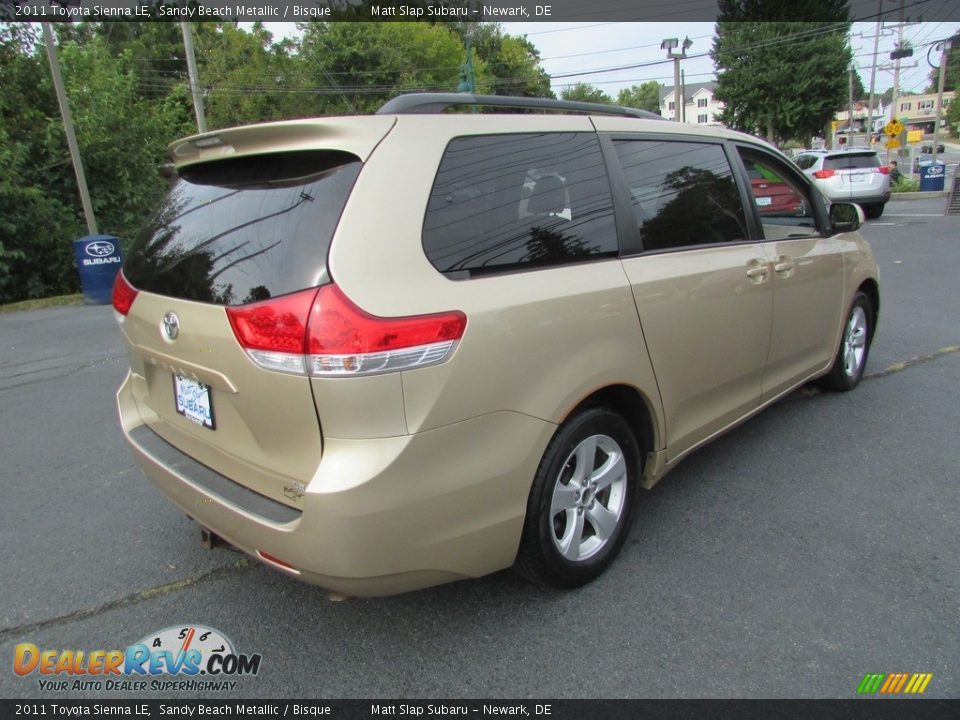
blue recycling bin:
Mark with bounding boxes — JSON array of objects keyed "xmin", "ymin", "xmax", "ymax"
[
  {"xmin": 72, "ymin": 235, "xmax": 123, "ymax": 305},
  {"xmin": 918, "ymin": 160, "xmax": 946, "ymax": 192}
]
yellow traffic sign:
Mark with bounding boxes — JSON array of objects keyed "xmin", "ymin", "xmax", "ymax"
[
  {"xmin": 885, "ymin": 120, "xmax": 904, "ymax": 137},
  {"xmin": 885, "ymin": 138, "xmax": 901, "ymax": 149},
  {"xmin": 906, "ymin": 129, "xmax": 923, "ymax": 144}
]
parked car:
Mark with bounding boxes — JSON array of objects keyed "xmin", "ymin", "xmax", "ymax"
[
  {"xmin": 114, "ymin": 93, "xmax": 879, "ymax": 596},
  {"xmin": 794, "ymin": 148, "xmax": 891, "ymax": 218},
  {"xmin": 920, "ymin": 143, "xmax": 945, "ymax": 154}
]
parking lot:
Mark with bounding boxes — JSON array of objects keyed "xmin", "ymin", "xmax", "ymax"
[{"xmin": 1, "ymin": 197, "xmax": 957, "ymax": 700}]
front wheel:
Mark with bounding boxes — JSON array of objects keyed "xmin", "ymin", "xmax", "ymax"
[
  {"xmin": 515, "ymin": 407, "xmax": 641, "ymax": 588},
  {"xmin": 819, "ymin": 291, "xmax": 873, "ymax": 391}
]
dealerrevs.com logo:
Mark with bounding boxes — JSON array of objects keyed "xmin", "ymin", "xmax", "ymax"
[{"xmin": 13, "ymin": 625, "xmax": 262, "ymax": 692}]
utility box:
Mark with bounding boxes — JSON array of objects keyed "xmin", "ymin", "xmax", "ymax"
[{"xmin": 73, "ymin": 235, "xmax": 123, "ymax": 305}]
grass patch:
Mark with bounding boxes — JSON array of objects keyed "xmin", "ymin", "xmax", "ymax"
[
  {"xmin": 891, "ymin": 177, "xmax": 920, "ymax": 193},
  {"xmin": 0, "ymin": 293, "xmax": 86, "ymax": 314}
]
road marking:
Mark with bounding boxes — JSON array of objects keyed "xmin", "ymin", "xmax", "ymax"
[
  {"xmin": 867, "ymin": 345, "xmax": 960, "ymax": 380},
  {"xmin": 881, "ymin": 214, "xmax": 946, "ymax": 218},
  {"xmin": 0, "ymin": 557, "xmax": 251, "ymax": 643}
]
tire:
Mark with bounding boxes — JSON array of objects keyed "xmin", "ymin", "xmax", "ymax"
[
  {"xmin": 864, "ymin": 203, "xmax": 884, "ymax": 219},
  {"xmin": 515, "ymin": 406, "xmax": 641, "ymax": 588},
  {"xmin": 818, "ymin": 291, "xmax": 873, "ymax": 392}
]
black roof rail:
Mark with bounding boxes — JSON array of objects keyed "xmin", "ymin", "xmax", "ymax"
[{"xmin": 376, "ymin": 93, "xmax": 665, "ymax": 121}]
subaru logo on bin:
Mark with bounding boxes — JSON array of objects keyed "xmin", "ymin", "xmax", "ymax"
[
  {"xmin": 85, "ymin": 240, "xmax": 116, "ymax": 258},
  {"xmin": 72, "ymin": 235, "xmax": 124, "ymax": 305}
]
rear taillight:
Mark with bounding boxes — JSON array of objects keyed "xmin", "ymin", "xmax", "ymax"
[
  {"xmin": 876, "ymin": 166, "xmax": 890, "ymax": 174},
  {"xmin": 226, "ymin": 287, "xmax": 319, "ymax": 375},
  {"xmin": 813, "ymin": 169, "xmax": 836, "ymax": 179},
  {"xmin": 112, "ymin": 271, "xmax": 139, "ymax": 321},
  {"xmin": 226, "ymin": 284, "xmax": 466, "ymax": 377}
]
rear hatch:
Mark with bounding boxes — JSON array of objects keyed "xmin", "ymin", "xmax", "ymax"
[
  {"xmin": 822, "ymin": 151, "xmax": 888, "ymax": 200},
  {"xmin": 117, "ymin": 118, "xmax": 394, "ymax": 508}
]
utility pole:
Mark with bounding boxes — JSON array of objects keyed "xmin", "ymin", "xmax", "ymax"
[
  {"xmin": 181, "ymin": 22, "xmax": 206, "ymax": 133},
  {"xmin": 662, "ymin": 37, "xmax": 692, "ymax": 123},
  {"xmin": 889, "ymin": 0, "xmax": 905, "ymax": 124},
  {"xmin": 681, "ymin": 69, "xmax": 686, "ymax": 123},
  {"xmin": 42, "ymin": 23, "xmax": 97, "ymax": 236},
  {"xmin": 848, "ymin": 63, "xmax": 855, "ymax": 140},
  {"xmin": 866, "ymin": 0, "xmax": 883, "ymax": 141},
  {"xmin": 931, "ymin": 38, "xmax": 953, "ymax": 166}
]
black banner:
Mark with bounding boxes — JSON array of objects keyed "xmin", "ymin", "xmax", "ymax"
[
  {"xmin": 2, "ymin": 699, "xmax": 960, "ymax": 720},
  {"xmin": 0, "ymin": 0, "xmax": 954, "ymax": 23}
]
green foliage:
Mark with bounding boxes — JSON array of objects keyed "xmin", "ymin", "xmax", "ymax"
[
  {"xmin": 299, "ymin": 22, "xmax": 474, "ymax": 114},
  {"xmin": 0, "ymin": 20, "xmax": 552, "ymax": 302},
  {"xmin": 560, "ymin": 83, "xmax": 612, "ymax": 105},
  {"xmin": 891, "ymin": 176, "xmax": 919, "ymax": 193},
  {"xmin": 617, "ymin": 82, "xmax": 661, "ymax": 113},
  {"xmin": 926, "ymin": 31, "xmax": 960, "ymax": 94},
  {"xmin": 712, "ymin": 0, "xmax": 852, "ymax": 145}
]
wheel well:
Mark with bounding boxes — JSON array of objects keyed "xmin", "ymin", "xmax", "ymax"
[
  {"xmin": 573, "ymin": 385, "xmax": 656, "ymax": 457},
  {"xmin": 859, "ymin": 279, "xmax": 880, "ymax": 336}
]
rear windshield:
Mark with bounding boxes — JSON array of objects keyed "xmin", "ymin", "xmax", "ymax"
[
  {"xmin": 124, "ymin": 151, "xmax": 361, "ymax": 306},
  {"xmin": 823, "ymin": 153, "xmax": 880, "ymax": 171}
]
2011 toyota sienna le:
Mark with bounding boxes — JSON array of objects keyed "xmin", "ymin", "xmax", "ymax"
[{"xmin": 114, "ymin": 94, "xmax": 879, "ymax": 596}]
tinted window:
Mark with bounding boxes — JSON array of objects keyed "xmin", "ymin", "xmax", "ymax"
[
  {"xmin": 795, "ymin": 154, "xmax": 819, "ymax": 170},
  {"xmin": 124, "ymin": 152, "xmax": 361, "ymax": 305},
  {"xmin": 738, "ymin": 148, "xmax": 818, "ymax": 238},
  {"xmin": 613, "ymin": 140, "xmax": 747, "ymax": 251},
  {"xmin": 824, "ymin": 153, "xmax": 880, "ymax": 170},
  {"xmin": 422, "ymin": 134, "xmax": 617, "ymax": 276}
]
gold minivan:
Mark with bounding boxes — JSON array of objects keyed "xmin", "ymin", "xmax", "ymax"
[{"xmin": 115, "ymin": 94, "xmax": 879, "ymax": 596}]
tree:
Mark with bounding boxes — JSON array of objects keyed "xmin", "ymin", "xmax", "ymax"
[
  {"xmin": 560, "ymin": 83, "xmax": 612, "ymax": 104},
  {"xmin": 925, "ymin": 31, "xmax": 960, "ymax": 94},
  {"xmin": 617, "ymin": 82, "xmax": 661, "ymax": 113},
  {"xmin": 446, "ymin": 24, "xmax": 553, "ymax": 98},
  {"xmin": 298, "ymin": 22, "xmax": 474, "ymax": 114},
  {"xmin": 851, "ymin": 67, "xmax": 865, "ymax": 100},
  {"xmin": 711, "ymin": 0, "xmax": 852, "ymax": 145}
]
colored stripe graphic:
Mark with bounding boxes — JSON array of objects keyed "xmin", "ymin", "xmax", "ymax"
[
  {"xmin": 857, "ymin": 672, "xmax": 932, "ymax": 694},
  {"xmin": 857, "ymin": 673, "xmax": 886, "ymax": 693}
]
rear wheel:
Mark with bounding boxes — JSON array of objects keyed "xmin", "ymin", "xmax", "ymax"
[
  {"xmin": 863, "ymin": 203, "xmax": 884, "ymax": 219},
  {"xmin": 515, "ymin": 407, "xmax": 640, "ymax": 588},
  {"xmin": 819, "ymin": 291, "xmax": 873, "ymax": 391}
]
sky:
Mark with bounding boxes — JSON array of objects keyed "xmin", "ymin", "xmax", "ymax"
[{"xmin": 251, "ymin": 20, "xmax": 960, "ymax": 100}]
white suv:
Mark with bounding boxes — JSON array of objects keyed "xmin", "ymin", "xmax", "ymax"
[{"xmin": 794, "ymin": 149, "xmax": 891, "ymax": 218}]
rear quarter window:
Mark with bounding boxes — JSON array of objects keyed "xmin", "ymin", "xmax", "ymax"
[{"xmin": 421, "ymin": 133, "xmax": 618, "ymax": 277}]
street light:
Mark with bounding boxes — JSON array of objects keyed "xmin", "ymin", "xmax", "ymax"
[{"xmin": 662, "ymin": 37, "xmax": 693, "ymax": 122}]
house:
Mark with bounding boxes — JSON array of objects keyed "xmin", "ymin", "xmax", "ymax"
[
  {"xmin": 835, "ymin": 98, "xmax": 887, "ymax": 133},
  {"xmin": 890, "ymin": 91, "xmax": 955, "ymax": 133},
  {"xmin": 658, "ymin": 81, "xmax": 724, "ymax": 125}
]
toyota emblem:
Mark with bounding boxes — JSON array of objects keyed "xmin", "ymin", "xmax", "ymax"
[{"xmin": 162, "ymin": 312, "xmax": 180, "ymax": 341}]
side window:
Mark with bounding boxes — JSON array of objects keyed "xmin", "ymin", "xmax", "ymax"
[
  {"xmin": 795, "ymin": 155, "xmax": 816, "ymax": 170},
  {"xmin": 612, "ymin": 140, "xmax": 748, "ymax": 252},
  {"xmin": 422, "ymin": 133, "xmax": 617, "ymax": 276},
  {"xmin": 737, "ymin": 148, "xmax": 818, "ymax": 240}
]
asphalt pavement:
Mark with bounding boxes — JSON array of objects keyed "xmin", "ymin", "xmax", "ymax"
[{"xmin": 1, "ymin": 197, "xmax": 957, "ymax": 700}]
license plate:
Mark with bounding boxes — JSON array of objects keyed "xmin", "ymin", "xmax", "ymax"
[
  {"xmin": 850, "ymin": 174, "xmax": 864, "ymax": 183},
  {"xmin": 173, "ymin": 375, "xmax": 215, "ymax": 429},
  {"xmin": 755, "ymin": 196, "xmax": 773, "ymax": 206}
]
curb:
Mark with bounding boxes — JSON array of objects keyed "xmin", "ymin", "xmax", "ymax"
[{"xmin": 890, "ymin": 191, "xmax": 949, "ymax": 200}]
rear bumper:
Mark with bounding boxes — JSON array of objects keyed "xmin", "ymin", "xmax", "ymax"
[{"xmin": 117, "ymin": 372, "xmax": 555, "ymax": 596}]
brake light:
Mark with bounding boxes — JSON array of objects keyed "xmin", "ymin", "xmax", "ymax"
[
  {"xmin": 813, "ymin": 169, "xmax": 836, "ymax": 179},
  {"xmin": 226, "ymin": 284, "xmax": 467, "ymax": 377},
  {"xmin": 112, "ymin": 271, "xmax": 139, "ymax": 320},
  {"xmin": 876, "ymin": 166, "xmax": 890, "ymax": 174}
]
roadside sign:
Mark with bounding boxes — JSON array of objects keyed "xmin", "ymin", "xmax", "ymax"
[
  {"xmin": 906, "ymin": 129, "xmax": 923, "ymax": 144},
  {"xmin": 885, "ymin": 120, "xmax": 904, "ymax": 137},
  {"xmin": 885, "ymin": 138, "xmax": 901, "ymax": 149}
]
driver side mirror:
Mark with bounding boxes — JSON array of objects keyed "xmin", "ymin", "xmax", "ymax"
[{"xmin": 829, "ymin": 203, "xmax": 865, "ymax": 234}]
